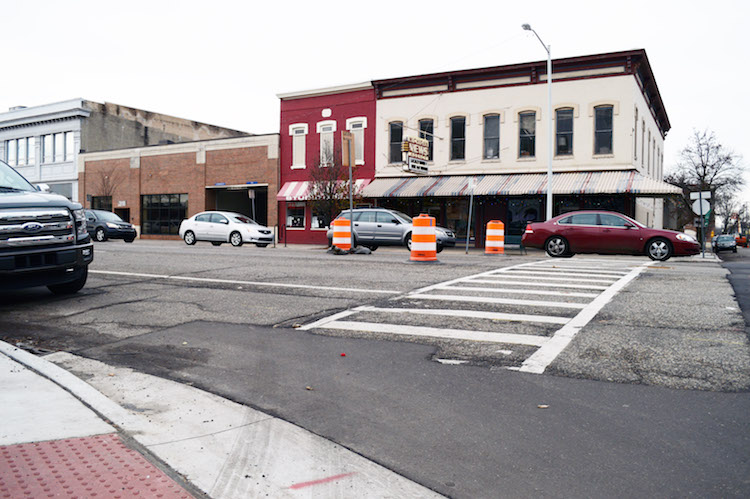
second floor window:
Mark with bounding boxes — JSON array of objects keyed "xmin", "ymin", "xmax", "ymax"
[
  {"xmin": 556, "ymin": 108, "xmax": 573, "ymax": 156},
  {"xmin": 317, "ymin": 121, "xmax": 335, "ymax": 166},
  {"xmin": 594, "ymin": 105, "xmax": 613, "ymax": 155},
  {"xmin": 290, "ymin": 125, "xmax": 307, "ymax": 168},
  {"xmin": 42, "ymin": 132, "xmax": 74, "ymax": 163},
  {"xmin": 418, "ymin": 119, "xmax": 434, "ymax": 161},
  {"xmin": 483, "ymin": 115, "xmax": 500, "ymax": 160},
  {"xmin": 450, "ymin": 116, "xmax": 466, "ymax": 161},
  {"xmin": 350, "ymin": 121, "xmax": 365, "ymax": 164},
  {"xmin": 389, "ymin": 122, "xmax": 403, "ymax": 163},
  {"xmin": 519, "ymin": 112, "xmax": 536, "ymax": 157}
]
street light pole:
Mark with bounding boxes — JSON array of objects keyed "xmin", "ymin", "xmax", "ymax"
[{"xmin": 522, "ymin": 24, "xmax": 553, "ymax": 221}]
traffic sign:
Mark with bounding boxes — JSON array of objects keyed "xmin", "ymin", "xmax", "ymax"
[
  {"xmin": 690, "ymin": 191, "xmax": 711, "ymax": 200},
  {"xmin": 692, "ymin": 199, "xmax": 710, "ymax": 215}
]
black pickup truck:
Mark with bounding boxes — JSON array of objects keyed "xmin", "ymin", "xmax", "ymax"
[{"xmin": 0, "ymin": 159, "xmax": 93, "ymax": 294}]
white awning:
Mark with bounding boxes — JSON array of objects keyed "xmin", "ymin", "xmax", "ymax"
[{"xmin": 361, "ymin": 171, "xmax": 681, "ymax": 198}]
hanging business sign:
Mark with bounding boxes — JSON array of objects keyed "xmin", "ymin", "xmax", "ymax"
[{"xmin": 401, "ymin": 136, "xmax": 430, "ymax": 174}]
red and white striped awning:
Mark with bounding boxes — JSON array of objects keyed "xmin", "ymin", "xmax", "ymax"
[
  {"xmin": 361, "ymin": 171, "xmax": 681, "ymax": 198},
  {"xmin": 276, "ymin": 179, "xmax": 371, "ymax": 201}
]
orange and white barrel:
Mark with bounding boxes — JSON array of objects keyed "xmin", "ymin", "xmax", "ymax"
[
  {"xmin": 485, "ymin": 220, "xmax": 505, "ymax": 254},
  {"xmin": 410, "ymin": 214, "xmax": 437, "ymax": 262},
  {"xmin": 332, "ymin": 217, "xmax": 352, "ymax": 251}
]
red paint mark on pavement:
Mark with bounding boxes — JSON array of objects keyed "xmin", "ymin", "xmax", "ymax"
[
  {"xmin": 0, "ymin": 433, "xmax": 193, "ymax": 498},
  {"xmin": 289, "ymin": 471, "xmax": 357, "ymax": 489}
]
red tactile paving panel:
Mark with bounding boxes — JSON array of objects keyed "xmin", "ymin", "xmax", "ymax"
[{"xmin": 0, "ymin": 433, "xmax": 193, "ymax": 498}]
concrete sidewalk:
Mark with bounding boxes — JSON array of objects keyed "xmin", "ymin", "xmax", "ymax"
[{"xmin": 0, "ymin": 341, "xmax": 441, "ymax": 498}]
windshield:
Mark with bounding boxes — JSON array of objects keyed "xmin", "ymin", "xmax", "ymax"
[
  {"xmin": 391, "ymin": 210, "xmax": 412, "ymax": 223},
  {"xmin": 94, "ymin": 211, "xmax": 124, "ymax": 222},
  {"xmin": 0, "ymin": 159, "xmax": 36, "ymax": 191},
  {"xmin": 718, "ymin": 235, "xmax": 735, "ymax": 241},
  {"xmin": 231, "ymin": 214, "xmax": 258, "ymax": 225}
]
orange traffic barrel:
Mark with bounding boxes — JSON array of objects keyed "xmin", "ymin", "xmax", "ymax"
[
  {"xmin": 410, "ymin": 214, "xmax": 437, "ymax": 262},
  {"xmin": 332, "ymin": 217, "xmax": 352, "ymax": 251},
  {"xmin": 485, "ymin": 220, "xmax": 505, "ymax": 254}
]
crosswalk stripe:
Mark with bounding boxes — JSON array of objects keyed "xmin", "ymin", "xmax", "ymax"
[
  {"xmin": 323, "ymin": 321, "xmax": 550, "ymax": 346},
  {"xmin": 405, "ymin": 294, "xmax": 587, "ymax": 309},
  {"xmin": 354, "ymin": 305, "xmax": 570, "ymax": 324},
  {"xmin": 445, "ymin": 285, "xmax": 599, "ymax": 298},
  {"xmin": 466, "ymin": 279, "xmax": 609, "ymax": 290},
  {"xmin": 518, "ymin": 266, "xmax": 629, "ymax": 275},
  {"xmin": 477, "ymin": 274, "xmax": 617, "ymax": 284},
  {"xmin": 501, "ymin": 270, "xmax": 624, "ymax": 279}
]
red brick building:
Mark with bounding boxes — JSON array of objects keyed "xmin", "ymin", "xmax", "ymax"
[
  {"xmin": 277, "ymin": 83, "xmax": 376, "ymax": 245},
  {"xmin": 79, "ymin": 135, "xmax": 279, "ymax": 239}
]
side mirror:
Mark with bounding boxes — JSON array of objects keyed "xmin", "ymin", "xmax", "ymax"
[
  {"xmin": 391, "ymin": 218, "xmax": 400, "ymax": 224},
  {"xmin": 36, "ymin": 183, "xmax": 50, "ymax": 192}
]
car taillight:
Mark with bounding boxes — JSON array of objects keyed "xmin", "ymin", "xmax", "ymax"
[{"xmin": 525, "ymin": 227, "xmax": 534, "ymax": 234}]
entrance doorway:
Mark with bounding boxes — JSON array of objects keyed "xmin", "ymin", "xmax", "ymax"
[
  {"xmin": 211, "ymin": 187, "xmax": 268, "ymax": 225},
  {"xmin": 114, "ymin": 207, "xmax": 131, "ymax": 223}
]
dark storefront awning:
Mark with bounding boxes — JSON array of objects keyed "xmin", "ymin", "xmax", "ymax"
[{"xmin": 361, "ymin": 171, "xmax": 681, "ymax": 198}]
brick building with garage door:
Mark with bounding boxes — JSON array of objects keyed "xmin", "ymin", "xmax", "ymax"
[{"xmin": 79, "ymin": 134, "xmax": 279, "ymax": 239}]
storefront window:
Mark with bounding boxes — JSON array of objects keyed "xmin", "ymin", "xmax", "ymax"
[
  {"xmin": 287, "ymin": 203, "xmax": 305, "ymax": 228},
  {"xmin": 311, "ymin": 208, "xmax": 331, "ymax": 229},
  {"xmin": 140, "ymin": 193, "xmax": 188, "ymax": 235}
]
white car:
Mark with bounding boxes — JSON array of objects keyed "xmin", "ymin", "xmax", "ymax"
[{"xmin": 179, "ymin": 211, "xmax": 273, "ymax": 247}]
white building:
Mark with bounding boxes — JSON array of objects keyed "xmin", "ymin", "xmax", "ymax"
[{"xmin": 363, "ymin": 49, "xmax": 679, "ymax": 243}]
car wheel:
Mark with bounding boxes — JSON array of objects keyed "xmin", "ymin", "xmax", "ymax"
[
  {"xmin": 95, "ymin": 228, "xmax": 107, "ymax": 242},
  {"xmin": 48, "ymin": 267, "xmax": 88, "ymax": 295},
  {"xmin": 367, "ymin": 245, "xmax": 378, "ymax": 251},
  {"xmin": 646, "ymin": 237, "xmax": 672, "ymax": 261},
  {"xmin": 211, "ymin": 242, "xmax": 222, "ymax": 246},
  {"xmin": 124, "ymin": 238, "xmax": 135, "ymax": 243},
  {"xmin": 436, "ymin": 244, "xmax": 444, "ymax": 254},
  {"xmin": 183, "ymin": 230, "xmax": 196, "ymax": 245},
  {"xmin": 405, "ymin": 233, "xmax": 412, "ymax": 251},
  {"xmin": 256, "ymin": 243, "xmax": 269, "ymax": 248},
  {"xmin": 230, "ymin": 231, "xmax": 243, "ymax": 247},
  {"xmin": 734, "ymin": 248, "xmax": 737, "ymax": 253},
  {"xmin": 545, "ymin": 236, "xmax": 569, "ymax": 257}
]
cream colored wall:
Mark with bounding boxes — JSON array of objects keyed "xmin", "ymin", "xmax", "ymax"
[{"xmin": 376, "ymin": 74, "xmax": 659, "ymax": 177}]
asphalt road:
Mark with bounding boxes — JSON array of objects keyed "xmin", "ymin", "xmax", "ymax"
[{"xmin": 1, "ymin": 241, "xmax": 749, "ymax": 497}]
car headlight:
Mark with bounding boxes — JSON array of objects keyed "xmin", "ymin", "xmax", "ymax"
[
  {"xmin": 676, "ymin": 233, "xmax": 696, "ymax": 242},
  {"xmin": 106, "ymin": 222, "xmax": 119, "ymax": 228},
  {"xmin": 73, "ymin": 209, "xmax": 88, "ymax": 238}
]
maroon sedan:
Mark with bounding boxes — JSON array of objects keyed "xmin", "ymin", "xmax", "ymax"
[{"xmin": 521, "ymin": 210, "xmax": 700, "ymax": 261}]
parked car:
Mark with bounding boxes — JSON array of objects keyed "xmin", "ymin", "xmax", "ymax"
[
  {"xmin": 713, "ymin": 234, "xmax": 738, "ymax": 253},
  {"xmin": 179, "ymin": 211, "xmax": 273, "ymax": 247},
  {"xmin": 0, "ymin": 159, "xmax": 93, "ymax": 294},
  {"xmin": 325, "ymin": 208, "xmax": 456, "ymax": 252},
  {"xmin": 85, "ymin": 210, "xmax": 136, "ymax": 242},
  {"xmin": 735, "ymin": 233, "xmax": 748, "ymax": 247},
  {"xmin": 521, "ymin": 210, "xmax": 700, "ymax": 261}
]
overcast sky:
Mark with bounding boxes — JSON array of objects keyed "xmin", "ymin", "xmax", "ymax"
[{"xmin": 3, "ymin": 0, "xmax": 748, "ymax": 199}]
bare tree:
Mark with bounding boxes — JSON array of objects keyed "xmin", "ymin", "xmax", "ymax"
[
  {"xmin": 307, "ymin": 146, "xmax": 361, "ymax": 229},
  {"xmin": 665, "ymin": 129, "xmax": 745, "ymax": 230},
  {"xmin": 95, "ymin": 165, "xmax": 125, "ymax": 198}
]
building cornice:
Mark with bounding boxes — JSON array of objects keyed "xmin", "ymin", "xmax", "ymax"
[{"xmin": 277, "ymin": 82, "xmax": 372, "ymax": 100}]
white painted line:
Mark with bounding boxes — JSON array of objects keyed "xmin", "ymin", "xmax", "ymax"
[
  {"xmin": 297, "ymin": 310, "xmax": 359, "ymax": 331},
  {"xmin": 476, "ymin": 274, "xmax": 617, "ymax": 284},
  {"xmin": 353, "ymin": 305, "xmax": 570, "ymax": 325},
  {"xmin": 324, "ymin": 321, "xmax": 549, "ymax": 346},
  {"xmin": 90, "ymin": 270, "xmax": 400, "ymax": 295},
  {"xmin": 502, "ymin": 270, "xmax": 623, "ymax": 279},
  {"xmin": 446, "ymin": 285, "xmax": 598, "ymax": 298},
  {"xmin": 406, "ymin": 294, "xmax": 587, "ymax": 309},
  {"xmin": 516, "ymin": 261, "xmax": 654, "ymax": 374},
  {"xmin": 467, "ymin": 279, "xmax": 608, "ymax": 290},
  {"xmin": 435, "ymin": 359, "xmax": 468, "ymax": 365},
  {"xmin": 521, "ymin": 266, "xmax": 629, "ymax": 275},
  {"xmin": 407, "ymin": 265, "xmax": 523, "ymax": 295}
]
